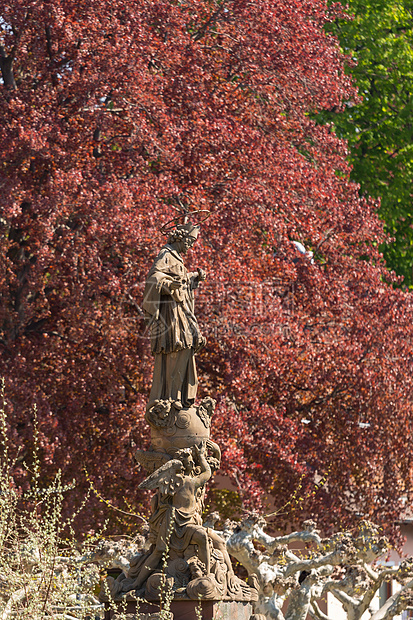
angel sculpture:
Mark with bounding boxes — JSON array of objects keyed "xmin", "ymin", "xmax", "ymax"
[{"xmin": 116, "ymin": 442, "xmax": 235, "ymax": 594}]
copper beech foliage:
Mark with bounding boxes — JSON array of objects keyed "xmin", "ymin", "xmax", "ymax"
[{"xmin": 1, "ymin": 0, "xmax": 413, "ymax": 539}]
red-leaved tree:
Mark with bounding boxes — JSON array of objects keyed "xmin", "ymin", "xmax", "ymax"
[{"xmin": 1, "ymin": 0, "xmax": 412, "ymax": 540}]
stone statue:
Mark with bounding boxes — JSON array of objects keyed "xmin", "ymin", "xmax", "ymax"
[
  {"xmin": 143, "ymin": 222, "xmax": 206, "ymax": 411},
  {"xmin": 103, "ymin": 219, "xmax": 257, "ymax": 609},
  {"xmin": 109, "ymin": 442, "xmax": 252, "ymax": 601},
  {"xmin": 133, "ymin": 443, "xmax": 211, "ymax": 590}
]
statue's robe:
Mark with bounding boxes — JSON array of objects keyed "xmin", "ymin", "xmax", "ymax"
[
  {"xmin": 143, "ymin": 244, "xmax": 203, "ymax": 408},
  {"xmin": 117, "ymin": 489, "xmax": 204, "ymax": 593},
  {"xmin": 148, "ymin": 492, "xmax": 204, "ymax": 553}
]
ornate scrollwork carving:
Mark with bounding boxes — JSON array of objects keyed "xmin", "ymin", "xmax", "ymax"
[
  {"xmin": 145, "ymin": 399, "xmax": 176, "ymax": 430},
  {"xmin": 196, "ymin": 397, "xmax": 216, "ymax": 428}
]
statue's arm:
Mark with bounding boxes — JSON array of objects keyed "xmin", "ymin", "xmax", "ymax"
[
  {"xmin": 153, "ymin": 274, "xmax": 185, "ymax": 303},
  {"xmin": 143, "ymin": 275, "xmax": 180, "ymax": 322},
  {"xmin": 160, "ymin": 276, "xmax": 182, "ymax": 294},
  {"xmin": 189, "ymin": 268, "xmax": 206, "ymax": 290}
]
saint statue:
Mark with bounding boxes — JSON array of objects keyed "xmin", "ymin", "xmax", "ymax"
[
  {"xmin": 103, "ymin": 215, "xmax": 257, "ymax": 605},
  {"xmin": 143, "ymin": 223, "xmax": 206, "ymax": 410}
]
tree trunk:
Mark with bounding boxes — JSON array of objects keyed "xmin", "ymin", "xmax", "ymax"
[{"xmin": 0, "ymin": 48, "xmax": 17, "ymax": 89}]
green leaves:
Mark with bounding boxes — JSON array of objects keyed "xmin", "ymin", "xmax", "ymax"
[{"xmin": 322, "ymin": 0, "xmax": 413, "ymax": 285}]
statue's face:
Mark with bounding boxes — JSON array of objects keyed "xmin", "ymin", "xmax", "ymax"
[
  {"xmin": 181, "ymin": 235, "xmax": 197, "ymax": 254},
  {"xmin": 190, "ymin": 564, "xmax": 203, "ymax": 579},
  {"xmin": 181, "ymin": 452, "xmax": 194, "ymax": 472}
]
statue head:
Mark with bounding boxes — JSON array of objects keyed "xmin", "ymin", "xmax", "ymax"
[
  {"xmin": 168, "ymin": 223, "xmax": 200, "ymax": 254},
  {"xmin": 175, "ymin": 447, "xmax": 195, "ymax": 474},
  {"xmin": 188, "ymin": 558, "xmax": 206, "ymax": 579}
]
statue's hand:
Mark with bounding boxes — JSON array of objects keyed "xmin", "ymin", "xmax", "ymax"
[
  {"xmin": 197, "ymin": 268, "xmax": 206, "ymax": 281},
  {"xmin": 168, "ymin": 278, "xmax": 182, "ymax": 291},
  {"xmin": 168, "ymin": 278, "xmax": 185, "ymax": 302},
  {"xmin": 194, "ymin": 440, "xmax": 207, "ymax": 457}
]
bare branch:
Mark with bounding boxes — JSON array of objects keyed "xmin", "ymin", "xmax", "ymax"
[
  {"xmin": 285, "ymin": 578, "xmax": 313, "ymax": 620},
  {"xmin": 284, "ymin": 549, "xmax": 343, "ymax": 578},
  {"xmin": 370, "ymin": 578, "xmax": 413, "ymax": 620},
  {"xmin": 192, "ymin": 0, "xmax": 229, "ymax": 42},
  {"xmin": 270, "ymin": 530, "xmax": 322, "ymax": 548},
  {"xmin": 309, "ymin": 601, "xmax": 333, "ymax": 620},
  {"xmin": 1, "ymin": 587, "xmax": 30, "ymax": 620}
]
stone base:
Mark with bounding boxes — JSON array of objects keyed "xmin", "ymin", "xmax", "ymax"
[{"xmin": 105, "ymin": 599, "xmax": 253, "ymax": 620}]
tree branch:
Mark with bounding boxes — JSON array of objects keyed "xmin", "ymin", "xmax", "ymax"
[
  {"xmin": 284, "ymin": 550, "xmax": 343, "ymax": 578},
  {"xmin": 370, "ymin": 577, "xmax": 413, "ymax": 620},
  {"xmin": 1, "ymin": 587, "xmax": 30, "ymax": 619},
  {"xmin": 308, "ymin": 601, "xmax": 333, "ymax": 620},
  {"xmin": 192, "ymin": 0, "xmax": 229, "ymax": 42}
]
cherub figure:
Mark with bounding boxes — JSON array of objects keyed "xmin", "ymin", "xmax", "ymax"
[
  {"xmin": 118, "ymin": 442, "xmax": 235, "ymax": 594},
  {"xmin": 145, "ymin": 398, "xmax": 174, "ymax": 429}
]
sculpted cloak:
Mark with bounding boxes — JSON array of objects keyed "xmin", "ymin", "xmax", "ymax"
[{"xmin": 143, "ymin": 244, "xmax": 204, "ymax": 408}]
